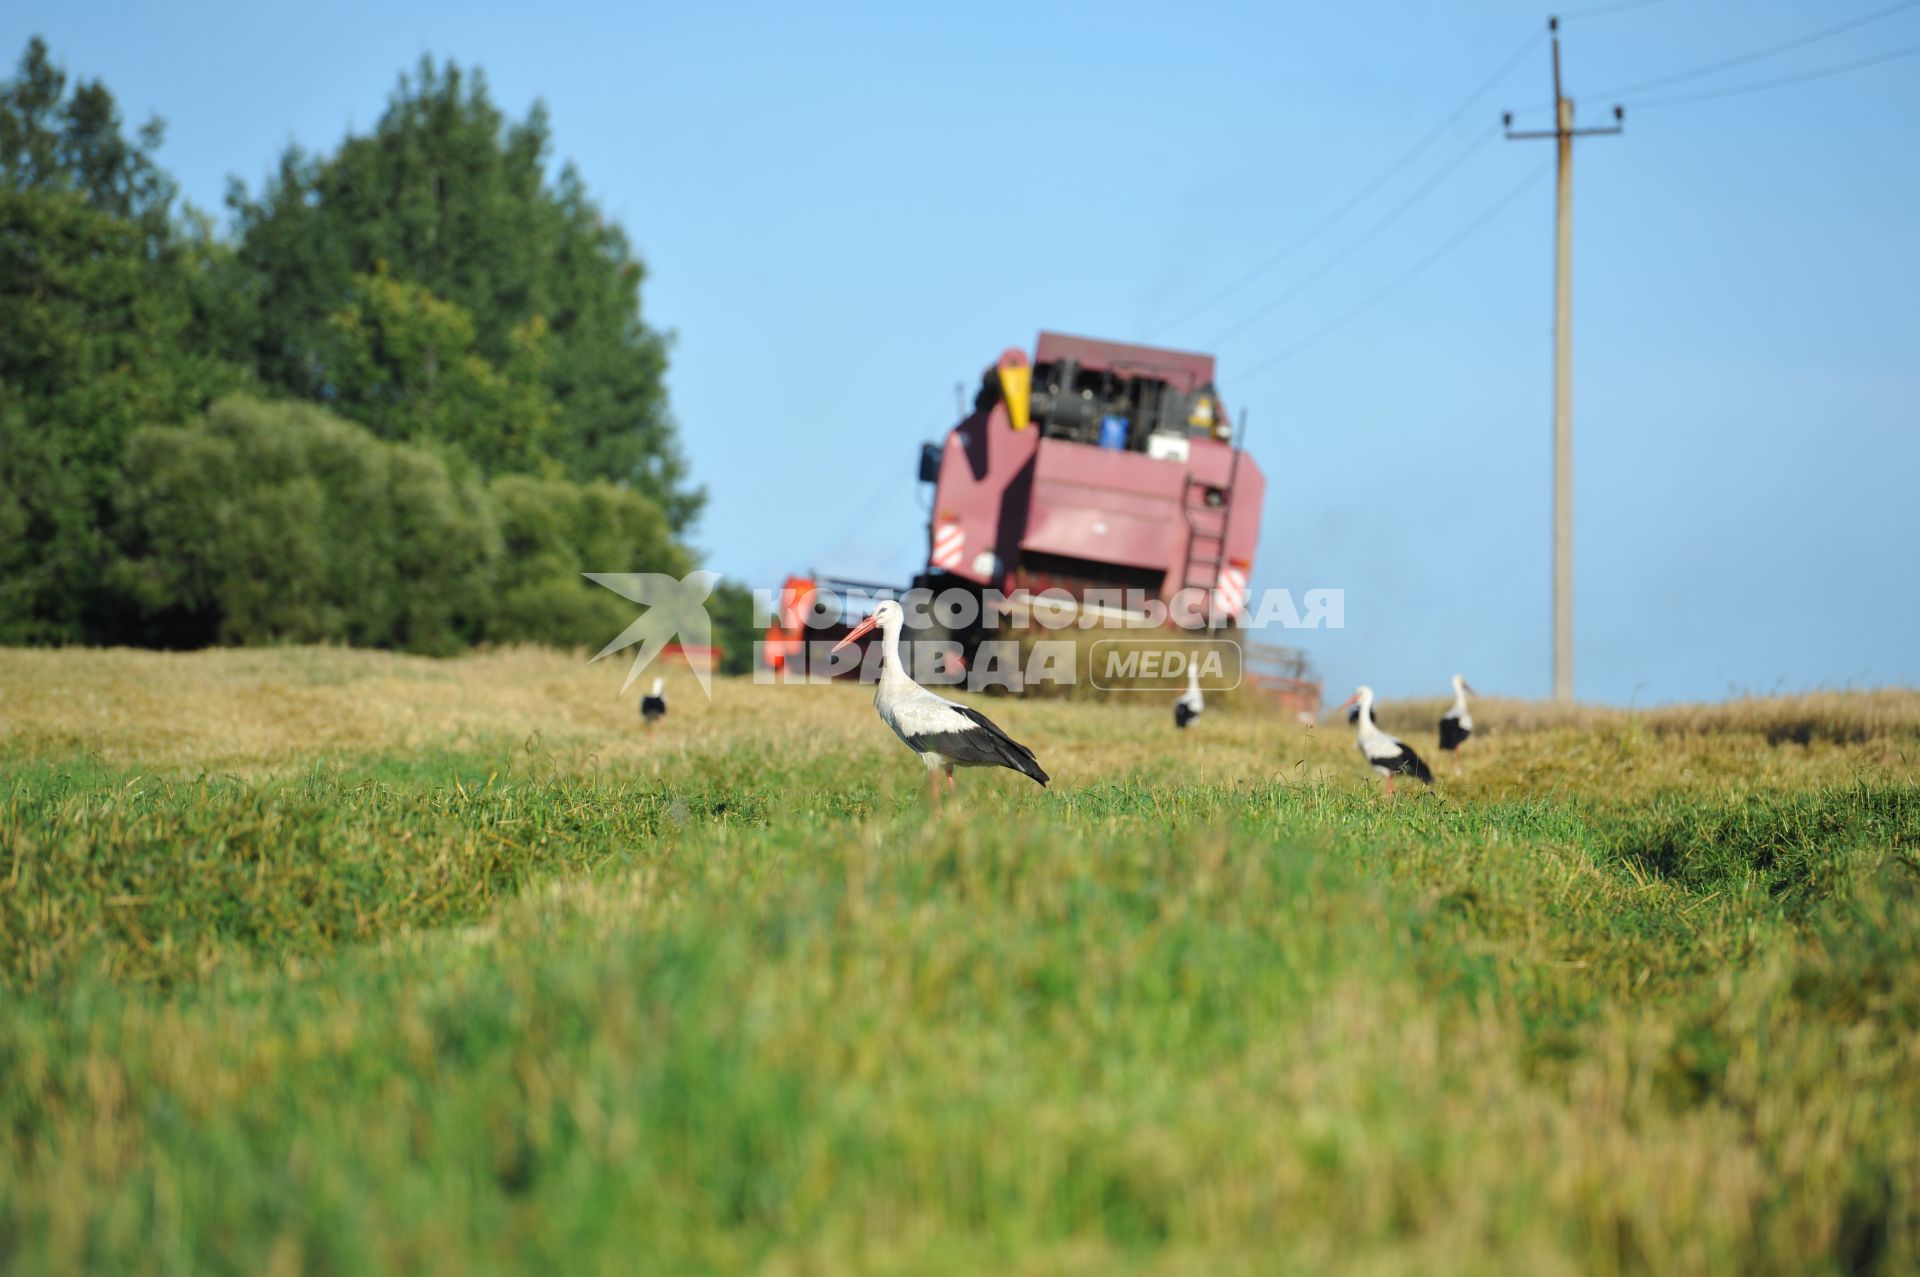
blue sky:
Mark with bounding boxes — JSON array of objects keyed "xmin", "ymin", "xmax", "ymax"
[{"xmin": 8, "ymin": 0, "xmax": 1916, "ymax": 703}]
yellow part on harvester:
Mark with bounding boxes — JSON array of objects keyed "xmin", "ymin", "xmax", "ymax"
[{"xmin": 998, "ymin": 364, "xmax": 1032, "ymax": 430}]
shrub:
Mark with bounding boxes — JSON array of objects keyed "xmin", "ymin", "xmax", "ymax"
[
  {"xmin": 487, "ymin": 471, "xmax": 689, "ymax": 649},
  {"xmin": 112, "ymin": 396, "xmax": 499, "ymax": 653},
  {"xmin": 108, "ymin": 395, "xmax": 687, "ymax": 656}
]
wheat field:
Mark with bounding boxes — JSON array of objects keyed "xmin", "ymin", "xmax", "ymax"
[{"xmin": 2, "ymin": 646, "xmax": 1916, "ymax": 1275}]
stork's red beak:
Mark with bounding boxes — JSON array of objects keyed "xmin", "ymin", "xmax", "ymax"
[
  {"xmin": 1463, "ymin": 681, "xmax": 1478, "ymax": 696},
  {"xmin": 831, "ymin": 613, "xmax": 880, "ymax": 654},
  {"xmin": 1333, "ymin": 692, "xmax": 1359, "ymax": 712}
]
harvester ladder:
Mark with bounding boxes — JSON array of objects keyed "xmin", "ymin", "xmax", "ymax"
[
  {"xmin": 1181, "ymin": 479, "xmax": 1228, "ymax": 592},
  {"xmin": 1180, "ymin": 410, "xmax": 1247, "ymax": 630}
]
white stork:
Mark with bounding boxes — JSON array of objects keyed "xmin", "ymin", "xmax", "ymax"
[
  {"xmin": 1334, "ymin": 685, "xmax": 1433, "ymax": 793},
  {"xmin": 640, "ymin": 677, "xmax": 667, "ymax": 726},
  {"xmin": 1438, "ymin": 674, "xmax": 1474, "ymax": 763},
  {"xmin": 832, "ymin": 600, "xmax": 1049, "ymax": 801},
  {"xmin": 1174, "ymin": 659, "xmax": 1204, "ymax": 729}
]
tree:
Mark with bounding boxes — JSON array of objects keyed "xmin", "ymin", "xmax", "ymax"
[
  {"xmin": 230, "ymin": 59, "xmax": 700, "ymax": 527},
  {"xmin": 705, "ymin": 579, "xmax": 761, "ymax": 676},
  {"xmin": 0, "ymin": 36, "xmax": 175, "ymax": 236},
  {"xmin": 0, "ymin": 186, "xmax": 223, "ymax": 641},
  {"xmin": 322, "ymin": 270, "xmax": 559, "ymax": 475},
  {"xmin": 0, "ymin": 38, "xmax": 718, "ymax": 654},
  {"xmin": 0, "ymin": 39, "xmax": 244, "ymax": 642}
]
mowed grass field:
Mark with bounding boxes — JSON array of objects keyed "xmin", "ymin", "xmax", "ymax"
[{"xmin": 2, "ymin": 647, "xmax": 1917, "ymax": 1276}]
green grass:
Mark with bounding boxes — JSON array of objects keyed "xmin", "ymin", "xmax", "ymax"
[{"xmin": 1, "ymin": 650, "xmax": 1917, "ymax": 1274}]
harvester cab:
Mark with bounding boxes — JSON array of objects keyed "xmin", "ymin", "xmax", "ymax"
[{"xmin": 1017, "ymin": 352, "xmax": 1229, "ymax": 458}]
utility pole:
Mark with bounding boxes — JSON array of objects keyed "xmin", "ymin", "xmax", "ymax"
[{"xmin": 1505, "ymin": 16, "xmax": 1621, "ymax": 703}]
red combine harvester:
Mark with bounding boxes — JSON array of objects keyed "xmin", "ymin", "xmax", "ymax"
[{"xmin": 764, "ymin": 332, "xmax": 1319, "ymax": 708}]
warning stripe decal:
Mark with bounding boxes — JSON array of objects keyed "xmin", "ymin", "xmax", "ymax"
[
  {"xmin": 1213, "ymin": 565, "xmax": 1248, "ymax": 617},
  {"xmin": 931, "ymin": 524, "xmax": 966, "ymax": 570}
]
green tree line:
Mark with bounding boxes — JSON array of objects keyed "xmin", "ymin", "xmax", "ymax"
[{"xmin": 1, "ymin": 37, "xmax": 757, "ymax": 667}]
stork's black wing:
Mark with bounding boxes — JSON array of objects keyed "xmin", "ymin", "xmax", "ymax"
[
  {"xmin": 1438, "ymin": 716, "xmax": 1470, "ymax": 750},
  {"xmin": 910, "ymin": 704, "xmax": 1049, "ymax": 786},
  {"xmin": 1369, "ymin": 744, "xmax": 1434, "ymax": 783}
]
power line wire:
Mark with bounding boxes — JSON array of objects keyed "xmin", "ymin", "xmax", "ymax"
[
  {"xmin": 1589, "ymin": 0, "xmax": 1920, "ymax": 99},
  {"xmin": 1234, "ymin": 161, "xmax": 1553, "ymax": 384},
  {"xmin": 1142, "ymin": 24, "xmax": 1545, "ymax": 339},
  {"xmin": 1203, "ymin": 122, "xmax": 1501, "ymax": 349},
  {"xmin": 1560, "ymin": 0, "xmax": 1666, "ymax": 20},
  {"xmin": 1624, "ymin": 36, "xmax": 1920, "ymax": 109},
  {"xmin": 1504, "ymin": 0, "xmax": 1920, "ymax": 118}
]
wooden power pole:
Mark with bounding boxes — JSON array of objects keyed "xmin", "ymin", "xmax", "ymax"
[{"xmin": 1505, "ymin": 17, "xmax": 1621, "ymax": 703}]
